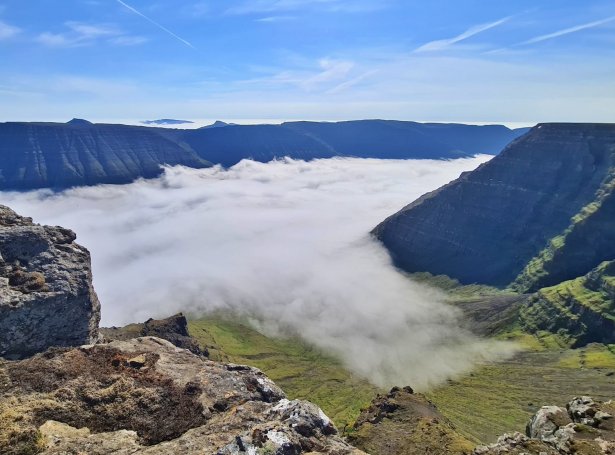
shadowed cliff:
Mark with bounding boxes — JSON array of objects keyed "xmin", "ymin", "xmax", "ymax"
[{"xmin": 373, "ymin": 123, "xmax": 615, "ymax": 288}]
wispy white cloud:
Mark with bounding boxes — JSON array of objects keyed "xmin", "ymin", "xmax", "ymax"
[
  {"xmin": 326, "ymin": 69, "xmax": 378, "ymax": 94},
  {"xmin": 415, "ymin": 16, "xmax": 511, "ymax": 52},
  {"xmin": 36, "ymin": 21, "xmax": 145, "ymax": 48},
  {"xmin": 116, "ymin": 0, "xmax": 196, "ymax": 49},
  {"xmin": 0, "ymin": 20, "xmax": 21, "ymax": 40},
  {"xmin": 299, "ymin": 59, "xmax": 354, "ymax": 90},
  {"xmin": 66, "ymin": 21, "xmax": 119, "ymax": 39},
  {"xmin": 520, "ymin": 15, "xmax": 615, "ymax": 45}
]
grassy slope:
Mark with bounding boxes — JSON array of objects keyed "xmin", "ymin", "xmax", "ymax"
[
  {"xmin": 187, "ymin": 316, "xmax": 381, "ymax": 430},
  {"xmin": 410, "ymin": 273, "xmax": 615, "ymax": 442},
  {"xmin": 185, "ymin": 269, "xmax": 615, "ymax": 445},
  {"xmin": 426, "ymin": 343, "xmax": 615, "ymax": 443},
  {"xmin": 519, "ymin": 261, "xmax": 615, "ymax": 346},
  {"xmin": 513, "ymin": 171, "xmax": 615, "ymax": 293}
]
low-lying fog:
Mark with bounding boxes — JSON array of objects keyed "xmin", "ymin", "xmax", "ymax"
[{"xmin": 2, "ymin": 156, "xmax": 516, "ymax": 389}]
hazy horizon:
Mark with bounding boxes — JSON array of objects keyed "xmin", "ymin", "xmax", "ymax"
[{"xmin": 0, "ymin": 117, "xmax": 538, "ymax": 129}]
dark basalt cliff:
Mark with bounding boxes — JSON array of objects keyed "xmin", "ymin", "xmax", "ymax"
[
  {"xmin": 0, "ymin": 121, "xmax": 211, "ymax": 190},
  {"xmin": 182, "ymin": 120, "xmax": 529, "ymax": 167},
  {"xmin": 373, "ymin": 123, "xmax": 615, "ymax": 288},
  {"xmin": 0, "ymin": 119, "xmax": 528, "ymax": 190}
]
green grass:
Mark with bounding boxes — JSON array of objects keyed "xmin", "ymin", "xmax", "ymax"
[
  {"xmin": 513, "ymin": 171, "xmax": 615, "ymax": 293},
  {"xmin": 426, "ymin": 346, "xmax": 615, "ymax": 443},
  {"xmin": 409, "ymin": 272, "xmax": 511, "ymax": 301},
  {"xmin": 187, "ymin": 315, "xmax": 381, "ymax": 430},
  {"xmin": 186, "ymin": 314, "xmax": 615, "ymax": 445},
  {"xmin": 558, "ymin": 344, "xmax": 615, "ymax": 369}
]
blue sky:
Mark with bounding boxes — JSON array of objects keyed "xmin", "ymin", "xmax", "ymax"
[{"xmin": 1, "ymin": 0, "xmax": 614, "ymax": 124}]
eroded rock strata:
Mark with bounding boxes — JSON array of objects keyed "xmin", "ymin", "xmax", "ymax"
[
  {"xmin": 373, "ymin": 123, "xmax": 615, "ymax": 288},
  {"xmin": 0, "ymin": 119, "xmax": 528, "ymax": 190}
]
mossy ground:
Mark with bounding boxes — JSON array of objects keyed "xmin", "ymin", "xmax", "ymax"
[
  {"xmin": 187, "ymin": 315, "xmax": 381, "ymax": 430},
  {"xmin": 187, "ymin": 313, "xmax": 615, "ymax": 445}
]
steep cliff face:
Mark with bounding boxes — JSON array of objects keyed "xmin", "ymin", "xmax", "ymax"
[
  {"xmin": 0, "ymin": 119, "xmax": 528, "ymax": 189},
  {"xmin": 0, "ymin": 121, "xmax": 211, "ymax": 190},
  {"xmin": 373, "ymin": 123, "xmax": 615, "ymax": 287},
  {"xmin": 0, "ymin": 205, "xmax": 100, "ymax": 359},
  {"xmin": 182, "ymin": 120, "xmax": 529, "ymax": 167}
]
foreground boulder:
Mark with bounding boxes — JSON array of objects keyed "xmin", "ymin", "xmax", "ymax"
[
  {"xmin": 0, "ymin": 205, "xmax": 100, "ymax": 359},
  {"xmin": 475, "ymin": 396, "xmax": 615, "ymax": 454},
  {"xmin": 0, "ymin": 336, "xmax": 364, "ymax": 454}
]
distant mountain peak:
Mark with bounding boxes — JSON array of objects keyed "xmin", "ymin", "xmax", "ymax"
[
  {"xmin": 67, "ymin": 118, "xmax": 93, "ymax": 126},
  {"xmin": 200, "ymin": 120, "xmax": 232, "ymax": 129}
]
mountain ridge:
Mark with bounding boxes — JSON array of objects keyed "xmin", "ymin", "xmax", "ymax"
[{"xmin": 0, "ymin": 119, "xmax": 529, "ymax": 190}]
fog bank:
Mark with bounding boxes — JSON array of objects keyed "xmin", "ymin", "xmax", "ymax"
[{"xmin": 1, "ymin": 155, "xmax": 516, "ymax": 388}]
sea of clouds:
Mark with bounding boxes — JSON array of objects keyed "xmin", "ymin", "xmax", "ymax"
[{"xmin": 1, "ymin": 156, "xmax": 516, "ymax": 388}]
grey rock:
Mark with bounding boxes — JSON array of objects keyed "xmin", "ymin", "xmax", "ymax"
[
  {"xmin": 526, "ymin": 405, "xmax": 572, "ymax": 441},
  {"xmin": 477, "ymin": 396, "xmax": 615, "ymax": 455},
  {"xmin": 474, "ymin": 432, "xmax": 558, "ymax": 455},
  {"xmin": 0, "ymin": 205, "xmax": 100, "ymax": 359}
]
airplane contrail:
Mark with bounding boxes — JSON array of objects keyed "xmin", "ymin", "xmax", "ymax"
[
  {"xmin": 115, "ymin": 0, "xmax": 196, "ymax": 49},
  {"xmin": 521, "ymin": 15, "xmax": 615, "ymax": 45}
]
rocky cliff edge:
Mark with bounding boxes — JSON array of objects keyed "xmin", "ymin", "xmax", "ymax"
[{"xmin": 0, "ymin": 205, "xmax": 100, "ymax": 359}]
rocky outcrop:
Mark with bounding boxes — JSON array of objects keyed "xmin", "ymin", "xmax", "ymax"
[
  {"xmin": 373, "ymin": 123, "xmax": 615, "ymax": 287},
  {"xmin": 475, "ymin": 396, "xmax": 615, "ymax": 455},
  {"xmin": 0, "ymin": 119, "xmax": 528, "ymax": 189},
  {"xmin": 101, "ymin": 313, "xmax": 207, "ymax": 356},
  {"xmin": 348, "ymin": 386, "xmax": 474, "ymax": 455},
  {"xmin": 0, "ymin": 337, "xmax": 364, "ymax": 455},
  {"xmin": 0, "ymin": 205, "xmax": 100, "ymax": 359}
]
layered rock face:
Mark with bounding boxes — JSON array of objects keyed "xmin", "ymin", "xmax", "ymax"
[
  {"xmin": 0, "ymin": 119, "xmax": 528, "ymax": 190},
  {"xmin": 183, "ymin": 120, "xmax": 529, "ymax": 167},
  {"xmin": 0, "ymin": 205, "xmax": 100, "ymax": 359},
  {"xmin": 373, "ymin": 123, "xmax": 615, "ymax": 287},
  {"xmin": 0, "ymin": 120, "xmax": 211, "ymax": 190},
  {"xmin": 520, "ymin": 261, "xmax": 615, "ymax": 346},
  {"xmin": 0, "ymin": 337, "xmax": 364, "ymax": 455}
]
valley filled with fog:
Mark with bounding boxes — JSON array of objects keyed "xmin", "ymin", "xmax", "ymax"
[{"xmin": 1, "ymin": 156, "xmax": 515, "ymax": 388}]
